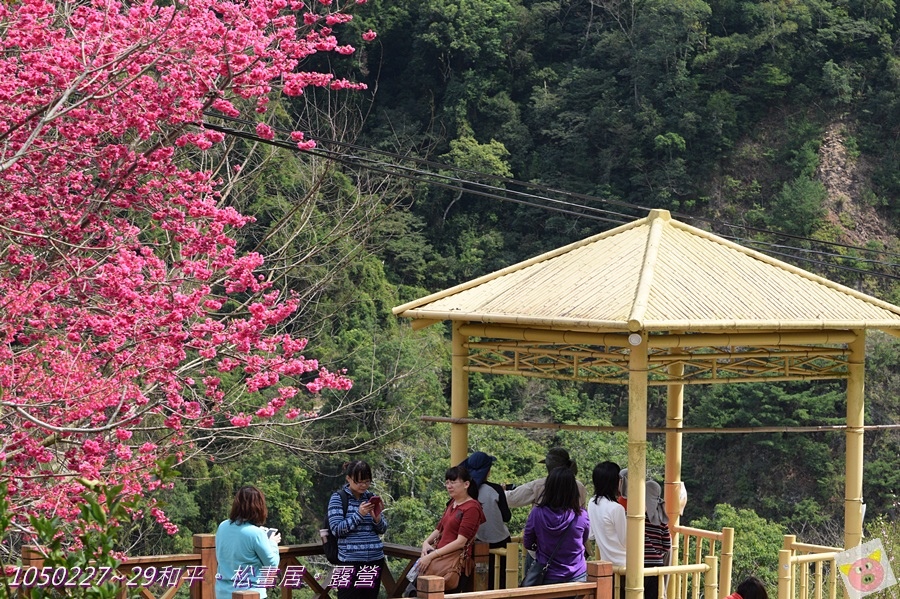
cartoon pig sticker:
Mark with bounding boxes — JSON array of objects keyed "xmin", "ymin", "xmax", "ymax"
[{"xmin": 840, "ymin": 549, "xmax": 886, "ymax": 593}]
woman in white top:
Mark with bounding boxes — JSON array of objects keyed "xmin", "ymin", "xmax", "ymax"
[{"xmin": 587, "ymin": 461, "xmax": 627, "ymax": 568}]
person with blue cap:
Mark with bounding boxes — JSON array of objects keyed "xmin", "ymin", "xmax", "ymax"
[{"xmin": 459, "ymin": 451, "xmax": 511, "ymax": 588}]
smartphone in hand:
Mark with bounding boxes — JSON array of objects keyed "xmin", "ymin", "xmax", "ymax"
[
  {"xmin": 369, "ymin": 495, "xmax": 384, "ymax": 517},
  {"xmin": 266, "ymin": 528, "xmax": 278, "ymax": 538}
]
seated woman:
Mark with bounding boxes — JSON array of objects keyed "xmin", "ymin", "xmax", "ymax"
[
  {"xmin": 522, "ymin": 466, "xmax": 590, "ymax": 584},
  {"xmin": 407, "ymin": 465, "xmax": 486, "ymax": 595}
]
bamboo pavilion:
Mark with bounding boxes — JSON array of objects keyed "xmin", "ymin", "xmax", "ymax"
[{"xmin": 392, "ymin": 208, "xmax": 900, "ymax": 599}]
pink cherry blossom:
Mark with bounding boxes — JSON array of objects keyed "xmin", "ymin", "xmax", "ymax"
[{"xmin": 0, "ymin": 0, "xmax": 359, "ymax": 539}]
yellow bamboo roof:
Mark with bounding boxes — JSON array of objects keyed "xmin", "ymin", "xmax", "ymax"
[{"xmin": 392, "ymin": 209, "xmax": 900, "ymax": 333}]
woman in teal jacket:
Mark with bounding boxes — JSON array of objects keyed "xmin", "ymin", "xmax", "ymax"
[{"xmin": 215, "ymin": 485, "xmax": 281, "ymax": 598}]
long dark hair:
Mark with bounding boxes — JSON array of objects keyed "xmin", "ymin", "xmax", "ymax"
[
  {"xmin": 537, "ymin": 467, "xmax": 582, "ymax": 514},
  {"xmin": 229, "ymin": 485, "xmax": 268, "ymax": 526},
  {"xmin": 592, "ymin": 461, "xmax": 621, "ymax": 504}
]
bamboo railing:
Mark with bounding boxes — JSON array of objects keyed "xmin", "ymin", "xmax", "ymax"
[
  {"xmin": 672, "ymin": 524, "xmax": 734, "ymax": 598},
  {"xmin": 778, "ymin": 535, "xmax": 841, "ymax": 599},
  {"xmin": 17, "ymin": 536, "xmax": 422, "ymax": 599}
]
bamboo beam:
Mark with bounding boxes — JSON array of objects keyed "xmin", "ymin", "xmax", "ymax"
[
  {"xmin": 649, "ymin": 331, "xmax": 857, "ymax": 348},
  {"xmin": 450, "ymin": 322, "xmax": 469, "ymax": 466},
  {"xmin": 467, "ymin": 342, "xmax": 850, "ymax": 361},
  {"xmin": 464, "ymin": 367, "xmax": 849, "ymax": 385},
  {"xmin": 844, "ymin": 331, "xmax": 865, "ymax": 549},
  {"xmin": 459, "ymin": 324, "xmax": 630, "ymax": 346},
  {"xmin": 420, "ymin": 416, "xmax": 900, "ymax": 434},
  {"xmin": 399, "ymin": 311, "xmax": 900, "ymax": 334},
  {"xmin": 458, "ymin": 325, "xmax": 857, "ymax": 349}
]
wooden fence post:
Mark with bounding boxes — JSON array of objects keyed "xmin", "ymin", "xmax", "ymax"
[
  {"xmin": 232, "ymin": 592, "xmax": 261, "ymax": 599},
  {"xmin": 19, "ymin": 545, "xmax": 43, "ymax": 599},
  {"xmin": 417, "ymin": 575, "xmax": 446, "ymax": 599},
  {"xmin": 194, "ymin": 533, "xmax": 217, "ymax": 599},
  {"xmin": 588, "ymin": 560, "xmax": 615, "ymax": 599},
  {"xmin": 473, "ymin": 542, "xmax": 490, "ymax": 592}
]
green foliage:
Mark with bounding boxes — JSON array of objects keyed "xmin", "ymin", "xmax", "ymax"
[
  {"xmin": 1, "ymin": 483, "xmax": 142, "ymax": 599},
  {"xmin": 690, "ymin": 504, "xmax": 785, "ymax": 589},
  {"xmin": 769, "ymin": 176, "xmax": 828, "ymax": 236},
  {"xmin": 864, "ymin": 514, "xmax": 900, "ymax": 599},
  {"xmin": 684, "ymin": 382, "xmax": 846, "ymax": 539}
]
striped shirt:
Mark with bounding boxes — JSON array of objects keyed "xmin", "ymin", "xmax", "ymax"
[
  {"xmin": 328, "ymin": 486, "xmax": 388, "ymax": 563},
  {"xmin": 644, "ymin": 521, "xmax": 671, "ymax": 567}
]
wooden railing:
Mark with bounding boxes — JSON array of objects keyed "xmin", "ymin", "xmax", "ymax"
[
  {"xmin": 17, "ymin": 535, "xmax": 422, "ymax": 599},
  {"xmin": 15, "ymin": 523, "xmax": 735, "ymax": 599},
  {"xmin": 778, "ymin": 535, "xmax": 841, "ymax": 599},
  {"xmin": 228, "ymin": 561, "xmax": 616, "ymax": 599}
]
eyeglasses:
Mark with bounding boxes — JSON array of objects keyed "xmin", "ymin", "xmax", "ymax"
[{"xmin": 351, "ymin": 479, "xmax": 372, "ymax": 486}]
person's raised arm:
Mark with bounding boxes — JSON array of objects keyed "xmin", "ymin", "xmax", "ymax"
[{"xmin": 505, "ymin": 478, "xmax": 537, "ymax": 508}]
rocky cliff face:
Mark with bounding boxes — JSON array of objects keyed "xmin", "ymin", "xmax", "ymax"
[{"xmin": 817, "ymin": 121, "xmax": 895, "ymax": 247}]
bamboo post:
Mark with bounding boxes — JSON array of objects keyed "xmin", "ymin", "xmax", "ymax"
[
  {"xmin": 451, "ymin": 321, "xmax": 469, "ymax": 465},
  {"xmin": 194, "ymin": 533, "xmax": 217, "ymax": 599},
  {"xmin": 589, "ymin": 560, "xmax": 615, "ymax": 599},
  {"xmin": 506, "ymin": 540, "xmax": 520, "ymax": 589},
  {"xmin": 719, "ymin": 527, "xmax": 734, "ymax": 599},
  {"xmin": 844, "ymin": 331, "xmax": 865, "ymax": 549},
  {"xmin": 417, "ymin": 575, "xmax": 446, "ymax": 599},
  {"xmin": 704, "ymin": 556, "xmax": 719, "ymax": 599},
  {"xmin": 665, "ymin": 346, "xmax": 685, "ymax": 599},
  {"xmin": 626, "ymin": 332, "xmax": 649, "ymax": 599},
  {"xmin": 778, "ymin": 549, "xmax": 793, "ymax": 599}
]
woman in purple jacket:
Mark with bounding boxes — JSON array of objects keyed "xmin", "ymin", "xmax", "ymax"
[{"xmin": 522, "ymin": 466, "xmax": 591, "ymax": 584}]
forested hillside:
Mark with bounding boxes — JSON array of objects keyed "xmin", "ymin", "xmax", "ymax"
[{"xmin": 128, "ymin": 0, "xmax": 900, "ymax": 589}]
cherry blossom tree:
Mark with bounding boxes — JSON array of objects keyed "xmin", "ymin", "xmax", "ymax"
[{"xmin": 0, "ymin": 0, "xmax": 373, "ymax": 538}]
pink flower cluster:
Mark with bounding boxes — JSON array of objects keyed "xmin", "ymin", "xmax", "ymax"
[{"xmin": 0, "ymin": 0, "xmax": 364, "ymax": 537}]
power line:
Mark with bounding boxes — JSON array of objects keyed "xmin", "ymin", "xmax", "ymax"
[
  {"xmin": 199, "ymin": 117, "xmax": 900, "ymax": 282},
  {"xmin": 217, "ymin": 112, "xmax": 900, "ymax": 261}
]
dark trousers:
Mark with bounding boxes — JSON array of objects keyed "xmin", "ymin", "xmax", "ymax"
[{"xmin": 337, "ymin": 559, "xmax": 385, "ymax": 599}]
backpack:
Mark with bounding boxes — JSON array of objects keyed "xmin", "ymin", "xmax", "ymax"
[{"xmin": 323, "ymin": 489, "xmax": 350, "ymax": 564}]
